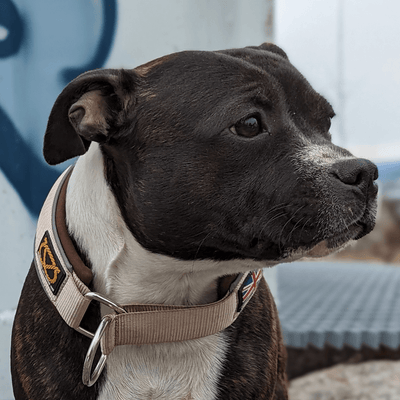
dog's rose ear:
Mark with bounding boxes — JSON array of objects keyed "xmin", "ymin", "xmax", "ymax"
[
  {"xmin": 257, "ymin": 43, "xmax": 289, "ymax": 60},
  {"xmin": 68, "ymin": 90, "xmax": 109, "ymax": 144},
  {"xmin": 43, "ymin": 69, "xmax": 137, "ymax": 165}
]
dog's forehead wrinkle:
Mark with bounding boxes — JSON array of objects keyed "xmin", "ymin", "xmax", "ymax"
[
  {"xmin": 132, "ymin": 63, "xmax": 297, "ymax": 141},
  {"xmin": 138, "ymin": 50, "xmax": 282, "ymax": 94}
]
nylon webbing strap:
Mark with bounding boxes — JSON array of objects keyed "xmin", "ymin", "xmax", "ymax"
[
  {"xmin": 34, "ymin": 167, "xmax": 92, "ymax": 330},
  {"xmin": 100, "ymin": 276, "xmax": 246, "ymax": 355},
  {"xmin": 34, "ymin": 166, "xmax": 262, "ymax": 351}
]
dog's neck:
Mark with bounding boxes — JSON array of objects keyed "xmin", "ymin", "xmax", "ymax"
[{"xmin": 66, "ymin": 143, "xmax": 264, "ymax": 307}]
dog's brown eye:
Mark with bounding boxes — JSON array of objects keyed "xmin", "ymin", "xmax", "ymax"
[{"xmin": 230, "ymin": 116, "xmax": 264, "ymax": 138}]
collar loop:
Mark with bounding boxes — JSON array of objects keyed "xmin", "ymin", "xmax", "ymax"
[{"xmin": 33, "ymin": 166, "xmax": 263, "ymax": 386}]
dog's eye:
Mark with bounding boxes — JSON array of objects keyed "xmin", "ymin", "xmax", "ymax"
[{"xmin": 230, "ymin": 116, "xmax": 266, "ymax": 138}]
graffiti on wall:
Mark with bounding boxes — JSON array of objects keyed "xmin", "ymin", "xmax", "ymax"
[{"xmin": 0, "ymin": 0, "xmax": 117, "ymax": 216}]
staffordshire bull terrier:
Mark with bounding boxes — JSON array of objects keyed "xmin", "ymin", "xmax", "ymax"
[{"xmin": 11, "ymin": 43, "xmax": 378, "ymax": 400}]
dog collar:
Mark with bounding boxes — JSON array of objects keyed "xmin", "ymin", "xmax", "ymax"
[{"xmin": 33, "ymin": 166, "xmax": 263, "ymax": 386}]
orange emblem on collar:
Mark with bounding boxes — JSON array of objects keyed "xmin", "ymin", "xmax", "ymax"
[{"xmin": 39, "ymin": 236, "xmax": 61, "ymax": 285}]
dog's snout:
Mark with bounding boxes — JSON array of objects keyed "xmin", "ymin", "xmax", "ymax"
[{"xmin": 331, "ymin": 158, "xmax": 378, "ymax": 193}]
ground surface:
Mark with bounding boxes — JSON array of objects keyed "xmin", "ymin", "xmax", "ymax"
[{"xmin": 289, "ymin": 360, "xmax": 400, "ymax": 400}]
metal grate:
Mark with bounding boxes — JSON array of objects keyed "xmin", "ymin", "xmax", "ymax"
[{"xmin": 276, "ymin": 261, "xmax": 400, "ymax": 349}]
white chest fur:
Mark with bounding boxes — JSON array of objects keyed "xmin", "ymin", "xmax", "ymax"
[{"xmin": 66, "ymin": 144, "xmax": 266, "ymax": 399}]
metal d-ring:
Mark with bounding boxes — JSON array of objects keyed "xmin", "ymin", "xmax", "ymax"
[
  {"xmin": 81, "ymin": 292, "xmax": 127, "ymax": 386},
  {"xmin": 82, "ymin": 315, "xmax": 111, "ymax": 387}
]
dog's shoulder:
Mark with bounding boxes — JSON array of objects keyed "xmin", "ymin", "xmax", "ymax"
[
  {"xmin": 11, "ymin": 262, "xmax": 103, "ymax": 400},
  {"xmin": 217, "ymin": 278, "xmax": 288, "ymax": 399}
]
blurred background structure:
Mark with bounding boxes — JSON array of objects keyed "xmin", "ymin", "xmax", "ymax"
[{"xmin": 1, "ymin": 0, "xmax": 400, "ymax": 398}]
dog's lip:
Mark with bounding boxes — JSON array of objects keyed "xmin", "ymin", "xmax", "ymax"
[
  {"xmin": 324, "ymin": 223, "xmax": 364, "ymax": 249},
  {"xmin": 309, "ymin": 198, "xmax": 377, "ymax": 253},
  {"xmin": 296, "ymin": 224, "xmax": 363, "ymax": 259},
  {"xmin": 243, "ymin": 223, "xmax": 362, "ymax": 261}
]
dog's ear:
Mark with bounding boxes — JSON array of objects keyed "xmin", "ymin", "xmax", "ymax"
[
  {"xmin": 256, "ymin": 43, "xmax": 289, "ymax": 60},
  {"xmin": 43, "ymin": 69, "xmax": 137, "ymax": 165}
]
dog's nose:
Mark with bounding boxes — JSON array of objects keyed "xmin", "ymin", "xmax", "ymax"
[{"xmin": 331, "ymin": 158, "xmax": 378, "ymax": 194}]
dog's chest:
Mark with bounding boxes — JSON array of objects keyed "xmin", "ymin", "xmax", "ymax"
[
  {"xmin": 93, "ymin": 248, "xmax": 229, "ymax": 400},
  {"xmin": 66, "ymin": 145, "xmax": 228, "ymax": 399},
  {"xmin": 98, "ymin": 334, "xmax": 227, "ymax": 400}
]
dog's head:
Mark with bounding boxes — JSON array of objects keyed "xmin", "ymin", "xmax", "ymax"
[{"xmin": 44, "ymin": 43, "xmax": 378, "ymax": 264}]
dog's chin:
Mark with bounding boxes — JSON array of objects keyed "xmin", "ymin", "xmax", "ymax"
[
  {"xmin": 289, "ymin": 223, "xmax": 366, "ymax": 261},
  {"xmin": 202, "ymin": 224, "xmax": 364, "ymax": 264}
]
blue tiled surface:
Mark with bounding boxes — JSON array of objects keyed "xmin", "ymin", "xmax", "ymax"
[{"xmin": 278, "ymin": 261, "xmax": 400, "ymax": 349}]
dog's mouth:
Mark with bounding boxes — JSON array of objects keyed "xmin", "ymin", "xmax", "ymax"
[
  {"xmin": 285, "ymin": 208, "xmax": 376, "ymax": 260},
  {"xmin": 243, "ymin": 203, "xmax": 377, "ymax": 263},
  {"xmin": 302, "ymin": 223, "xmax": 364, "ymax": 258},
  {"xmin": 197, "ymin": 207, "xmax": 376, "ymax": 263},
  {"xmin": 326, "ymin": 221, "xmax": 369, "ymax": 248}
]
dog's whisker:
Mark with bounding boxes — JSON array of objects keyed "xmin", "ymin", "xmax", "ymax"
[
  {"xmin": 277, "ymin": 205, "xmax": 306, "ymax": 250},
  {"xmin": 193, "ymin": 231, "xmax": 213, "ymax": 261},
  {"xmin": 262, "ymin": 203, "xmax": 289, "ymax": 220},
  {"xmin": 300, "ymin": 217, "xmax": 314, "ymax": 239},
  {"xmin": 286, "ymin": 215, "xmax": 306, "ymax": 244}
]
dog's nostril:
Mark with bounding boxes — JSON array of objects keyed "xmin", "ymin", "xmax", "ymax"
[
  {"xmin": 331, "ymin": 158, "xmax": 378, "ymax": 189},
  {"xmin": 333, "ymin": 168, "xmax": 363, "ymax": 186},
  {"xmin": 249, "ymin": 238, "xmax": 259, "ymax": 249}
]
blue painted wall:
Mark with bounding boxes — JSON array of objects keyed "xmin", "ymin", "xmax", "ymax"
[{"xmin": 0, "ymin": 0, "xmax": 117, "ymax": 216}]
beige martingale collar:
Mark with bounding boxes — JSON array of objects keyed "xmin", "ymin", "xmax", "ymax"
[{"xmin": 33, "ymin": 166, "xmax": 263, "ymax": 386}]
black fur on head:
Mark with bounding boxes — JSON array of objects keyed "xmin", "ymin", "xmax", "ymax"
[{"xmin": 43, "ymin": 43, "xmax": 378, "ymax": 263}]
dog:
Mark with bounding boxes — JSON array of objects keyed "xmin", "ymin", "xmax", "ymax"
[{"xmin": 11, "ymin": 43, "xmax": 378, "ymax": 400}]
